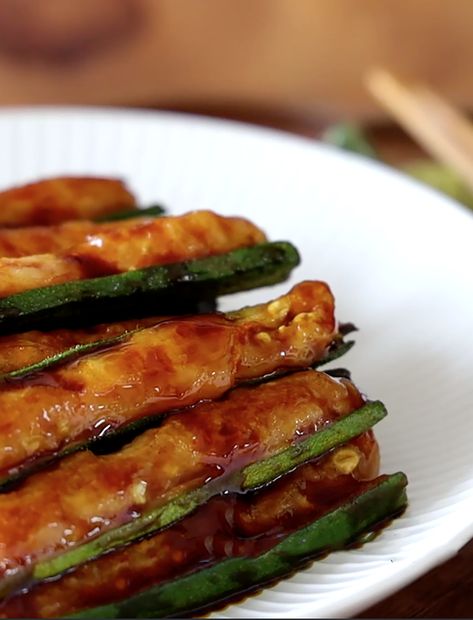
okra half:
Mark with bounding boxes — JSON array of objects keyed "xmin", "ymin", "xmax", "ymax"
[
  {"xmin": 0, "ymin": 313, "xmax": 354, "ymax": 385},
  {"xmin": 75, "ymin": 473, "xmax": 407, "ymax": 620},
  {"xmin": 94, "ymin": 205, "xmax": 165, "ymax": 221},
  {"xmin": 1, "ymin": 457, "xmax": 407, "ymax": 618},
  {"xmin": 0, "ymin": 241, "xmax": 298, "ymax": 334},
  {"xmin": 0, "ymin": 369, "xmax": 386, "ymax": 596},
  {"xmin": 0, "ymin": 280, "xmax": 338, "ymax": 485},
  {"xmin": 0, "ymin": 211, "xmax": 267, "ymax": 299}
]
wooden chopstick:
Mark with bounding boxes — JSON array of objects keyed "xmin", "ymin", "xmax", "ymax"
[{"xmin": 365, "ymin": 67, "xmax": 473, "ymax": 194}]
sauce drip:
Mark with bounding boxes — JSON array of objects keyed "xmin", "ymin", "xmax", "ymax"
[
  {"xmin": 0, "ymin": 369, "xmax": 363, "ymax": 587},
  {"xmin": 0, "ymin": 433, "xmax": 379, "ymax": 618},
  {"xmin": 0, "ymin": 281, "xmax": 337, "ymax": 480}
]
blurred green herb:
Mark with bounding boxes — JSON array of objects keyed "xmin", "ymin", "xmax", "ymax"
[
  {"xmin": 402, "ymin": 160, "xmax": 473, "ymax": 210},
  {"xmin": 322, "ymin": 122, "xmax": 378, "ymax": 159}
]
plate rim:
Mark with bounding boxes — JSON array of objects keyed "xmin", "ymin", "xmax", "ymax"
[{"xmin": 0, "ymin": 103, "xmax": 472, "ymax": 225}]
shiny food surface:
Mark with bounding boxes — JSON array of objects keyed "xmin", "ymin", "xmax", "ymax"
[
  {"xmin": 0, "ymin": 211, "xmax": 266, "ymax": 296},
  {"xmin": 0, "ymin": 433, "xmax": 377, "ymax": 618},
  {"xmin": 0, "ymin": 281, "xmax": 337, "ymax": 477},
  {"xmin": 0, "ymin": 369, "xmax": 363, "ymax": 586},
  {"xmin": 0, "ymin": 177, "xmax": 136, "ymax": 227},
  {"xmin": 0, "ymin": 317, "xmax": 160, "ymax": 375},
  {"xmin": 0, "ymin": 217, "xmax": 156, "ymax": 258}
]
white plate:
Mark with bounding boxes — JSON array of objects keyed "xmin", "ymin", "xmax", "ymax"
[{"xmin": 0, "ymin": 107, "xmax": 472, "ymax": 618}]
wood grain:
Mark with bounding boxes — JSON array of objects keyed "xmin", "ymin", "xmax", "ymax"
[{"xmin": 360, "ymin": 539, "xmax": 473, "ymax": 618}]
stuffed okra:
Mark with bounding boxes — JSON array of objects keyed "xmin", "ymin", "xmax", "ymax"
[
  {"xmin": 0, "ymin": 241, "xmax": 298, "ymax": 334},
  {"xmin": 0, "ymin": 317, "xmax": 161, "ymax": 377},
  {"xmin": 0, "ymin": 178, "xmax": 407, "ymax": 617},
  {"xmin": 0, "ymin": 434, "xmax": 409, "ymax": 619},
  {"xmin": 0, "ymin": 211, "xmax": 266, "ymax": 297},
  {"xmin": 0, "ymin": 368, "xmax": 387, "ymax": 599},
  {"xmin": 94, "ymin": 204, "xmax": 165, "ymax": 222},
  {"xmin": 0, "ymin": 281, "xmax": 344, "ymax": 484},
  {"xmin": 73, "ymin": 473, "xmax": 407, "ymax": 619},
  {"xmin": 0, "ymin": 207, "xmax": 164, "ymax": 258},
  {"xmin": 0, "ymin": 177, "xmax": 137, "ymax": 227}
]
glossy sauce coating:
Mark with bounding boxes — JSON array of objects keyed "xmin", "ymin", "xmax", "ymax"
[
  {"xmin": 0, "ymin": 211, "xmax": 266, "ymax": 296},
  {"xmin": 0, "ymin": 217, "xmax": 156, "ymax": 258},
  {"xmin": 0, "ymin": 316, "xmax": 162, "ymax": 375},
  {"xmin": 0, "ymin": 433, "xmax": 378, "ymax": 618},
  {"xmin": 0, "ymin": 281, "xmax": 337, "ymax": 477},
  {"xmin": 0, "ymin": 177, "xmax": 136, "ymax": 227},
  {"xmin": 0, "ymin": 369, "xmax": 364, "ymax": 585}
]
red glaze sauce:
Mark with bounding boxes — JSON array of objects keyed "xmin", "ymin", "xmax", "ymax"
[
  {"xmin": 0, "ymin": 369, "xmax": 363, "ymax": 587},
  {"xmin": 0, "ymin": 210, "xmax": 265, "ymax": 295},
  {"xmin": 0, "ymin": 433, "xmax": 379, "ymax": 618},
  {"xmin": 0, "ymin": 281, "xmax": 337, "ymax": 480}
]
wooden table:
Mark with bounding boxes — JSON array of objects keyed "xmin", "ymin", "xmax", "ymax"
[{"xmin": 153, "ymin": 103, "xmax": 473, "ymax": 618}]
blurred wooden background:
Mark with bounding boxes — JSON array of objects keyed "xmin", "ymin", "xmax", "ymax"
[{"xmin": 0, "ymin": 0, "xmax": 473, "ymax": 124}]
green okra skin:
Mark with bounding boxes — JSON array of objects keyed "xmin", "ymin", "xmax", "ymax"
[
  {"xmin": 71, "ymin": 472, "xmax": 408, "ymax": 619},
  {"xmin": 32, "ymin": 400, "xmax": 387, "ymax": 584},
  {"xmin": 93, "ymin": 205, "xmax": 166, "ymax": 222},
  {"xmin": 0, "ymin": 295, "xmax": 218, "ymax": 386},
  {"xmin": 0, "ymin": 335, "xmax": 357, "ymax": 493},
  {"xmin": 0, "ymin": 331, "xmax": 356, "ymax": 494},
  {"xmin": 0, "ymin": 330, "xmax": 141, "ymax": 384},
  {"xmin": 241, "ymin": 400, "xmax": 386, "ymax": 490},
  {"xmin": 0, "ymin": 241, "xmax": 300, "ymax": 335},
  {"xmin": 313, "ymin": 338, "xmax": 354, "ymax": 368},
  {"xmin": 0, "ymin": 337, "xmax": 353, "ymax": 385},
  {"xmin": 0, "ymin": 332, "xmax": 353, "ymax": 389}
]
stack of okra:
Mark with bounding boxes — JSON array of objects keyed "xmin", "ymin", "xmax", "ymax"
[{"xmin": 0, "ymin": 177, "xmax": 407, "ymax": 618}]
